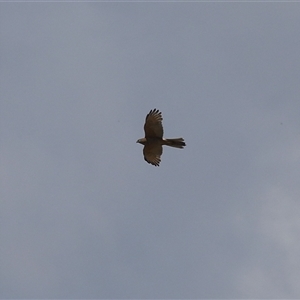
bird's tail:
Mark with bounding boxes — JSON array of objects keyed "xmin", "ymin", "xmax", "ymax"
[{"xmin": 163, "ymin": 138, "xmax": 186, "ymax": 149}]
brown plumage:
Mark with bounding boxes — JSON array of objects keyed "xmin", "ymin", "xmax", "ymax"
[{"xmin": 136, "ymin": 109, "xmax": 186, "ymax": 166}]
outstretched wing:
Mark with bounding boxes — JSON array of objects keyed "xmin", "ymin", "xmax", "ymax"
[
  {"xmin": 144, "ymin": 109, "xmax": 163, "ymax": 138},
  {"xmin": 143, "ymin": 141, "xmax": 163, "ymax": 166}
]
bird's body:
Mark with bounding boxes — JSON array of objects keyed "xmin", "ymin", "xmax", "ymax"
[{"xmin": 137, "ymin": 109, "xmax": 186, "ymax": 166}]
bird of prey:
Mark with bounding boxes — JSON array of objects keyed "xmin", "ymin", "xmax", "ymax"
[{"xmin": 137, "ymin": 109, "xmax": 186, "ymax": 166}]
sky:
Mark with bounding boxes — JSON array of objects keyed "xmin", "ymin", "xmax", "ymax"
[{"xmin": 1, "ymin": 2, "xmax": 300, "ymax": 299}]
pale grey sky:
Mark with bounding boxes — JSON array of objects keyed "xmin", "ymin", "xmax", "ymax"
[{"xmin": 1, "ymin": 3, "xmax": 300, "ymax": 298}]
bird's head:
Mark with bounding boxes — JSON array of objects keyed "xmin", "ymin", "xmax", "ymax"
[{"xmin": 136, "ymin": 138, "xmax": 146, "ymax": 145}]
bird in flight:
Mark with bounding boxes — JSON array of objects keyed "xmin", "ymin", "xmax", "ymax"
[{"xmin": 137, "ymin": 109, "xmax": 186, "ymax": 166}]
